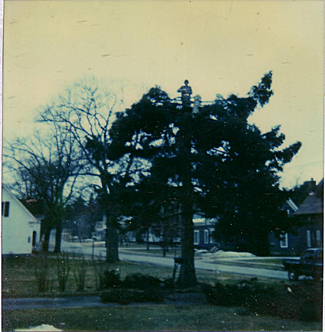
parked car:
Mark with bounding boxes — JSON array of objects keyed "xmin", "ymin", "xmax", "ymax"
[{"xmin": 283, "ymin": 248, "xmax": 323, "ymax": 281}]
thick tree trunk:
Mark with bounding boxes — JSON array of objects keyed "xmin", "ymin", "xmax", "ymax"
[
  {"xmin": 42, "ymin": 227, "xmax": 51, "ymax": 252},
  {"xmin": 177, "ymin": 205, "xmax": 197, "ymax": 288},
  {"xmin": 54, "ymin": 218, "xmax": 62, "ymax": 253},
  {"xmin": 177, "ymin": 109, "xmax": 197, "ymax": 288},
  {"xmin": 251, "ymin": 233, "xmax": 270, "ymax": 256},
  {"xmin": 105, "ymin": 212, "xmax": 119, "ymax": 262}
]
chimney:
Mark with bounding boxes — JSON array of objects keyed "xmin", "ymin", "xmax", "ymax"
[{"xmin": 304, "ymin": 178, "xmax": 317, "ymax": 193}]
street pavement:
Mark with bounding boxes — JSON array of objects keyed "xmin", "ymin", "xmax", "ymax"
[
  {"xmin": 119, "ymin": 252, "xmax": 288, "ymax": 280},
  {"xmin": 2, "ymin": 293, "xmax": 208, "ymax": 311},
  {"xmin": 2, "ymin": 296, "xmax": 107, "ymax": 311}
]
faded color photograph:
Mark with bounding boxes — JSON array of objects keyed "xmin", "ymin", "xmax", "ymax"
[{"xmin": 2, "ymin": 1, "xmax": 323, "ymax": 331}]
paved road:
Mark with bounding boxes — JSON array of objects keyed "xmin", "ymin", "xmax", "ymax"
[
  {"xmin": 57, "ymin": 240, "xmax": 288, "ymax": 280},
  {"xmin": 2, "ymin": 292, "xmax": 207, "ymax": 311},
  {"xmin": 2, "ymin": 296, "xmax": 107, "ymax": 311},
  {"xmin": 118, "ymin": 252, "xmax": 288, "ymax": 280}
]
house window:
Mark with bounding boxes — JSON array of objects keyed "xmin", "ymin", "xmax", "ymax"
[
  {"xmin": 194, "ymin": 230, "xmax": 200, "ymax": 245},
  {"xmin": 209, "ymin": 228, "xmax": 215, "ymax": 243},
  {"xmin": 204, "ymin": 230, "xmax": 209, "ymax": 244},
  {"xmin": 28, "ymin": 237, "xmax": 31, "ymax": 243},
  {"xmin": 2, "ymin": 202, "xmax": 10, "ymax": 217},
  {"xmin": 307, "ymin": 230, "xmax": 311, "ymax": 248},
  {"xmin": 316, "ymin": 230, "xmax": 321, "ymax": 246},
  {"xmin": 280, "ymin": 233, "xmax": 288, "ymax": 248}
]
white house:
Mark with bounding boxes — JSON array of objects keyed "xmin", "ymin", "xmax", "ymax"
[{"xmin": 2, "ymin": 185, "xmax": 41, "ymax": 255}]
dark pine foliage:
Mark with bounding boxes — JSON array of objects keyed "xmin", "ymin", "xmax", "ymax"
[{"xmin": 108, "ymin": 73, "xmax": 301, "ymax": 287}]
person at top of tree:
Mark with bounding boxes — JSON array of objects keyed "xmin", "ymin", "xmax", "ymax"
[{"xmin": 177, "ymin": 80, "xmax": 192, "ymax": 107}]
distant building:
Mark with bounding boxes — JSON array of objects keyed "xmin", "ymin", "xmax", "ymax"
[
  {"xmin": 2, "ymin": 185, "xmax": 41, "ymax": 255},
  {"xmin": 193, "ymin": 214, "xmax": 217, "ymax": 249},
  {"xmin": 93, "ymin": 217, "xmax": 107, "ymax": 241},
  {"xmin": 269, "ymin": 179, "xmax": 323, "ymax": 256},
  {"xmin": 92, "ymin": 214, "xmax": 136, "ymax": 243}
]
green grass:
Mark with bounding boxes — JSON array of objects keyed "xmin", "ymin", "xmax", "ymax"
[
  {"xmin": 2, "ymin": 255, "xmax": 175, "ymax": 297},
  {"xmin": 3, "ymin": 305, "xmax": 322, "ymax": 331},
  {"xmin": 2, "ymin": 256, "xmax": 323, "ymax": 331},
  {"xmin": 3, "ymin": 255, "xmax": 277, "ymax": 297}
]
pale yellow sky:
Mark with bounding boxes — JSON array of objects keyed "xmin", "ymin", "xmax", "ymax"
[{"xmin": 3, "ymin": 0, "xmax": 324, "ymax": 188}]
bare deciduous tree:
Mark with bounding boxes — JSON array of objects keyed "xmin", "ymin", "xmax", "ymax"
[
  {"xmin": 37, "ymin": 77, "xmax": 130, "ymax": 262},
  {"xmin": 4, "ymin": 121, "xmax": 83, "ymax": 252}
]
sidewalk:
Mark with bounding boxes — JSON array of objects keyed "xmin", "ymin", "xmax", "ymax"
[{"xmin": 2, "ymin": 292, "xmax": 207, "ymax": 311}]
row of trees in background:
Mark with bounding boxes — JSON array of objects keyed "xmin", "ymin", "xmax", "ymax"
[{"xmin": 4, "ymin": 72, "xmax": 302, "ymax": 288}]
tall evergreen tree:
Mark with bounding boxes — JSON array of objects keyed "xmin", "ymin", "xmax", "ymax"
[{"xmin": 109, "ymin": 72, "xmax": 301, "ymax": 287}]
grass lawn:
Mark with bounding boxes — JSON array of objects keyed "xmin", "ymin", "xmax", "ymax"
[
  {"xmin": 2, "ymin": 256, "xmax": 323, "ymax": 331},
  {"xmin": 3, "ymin": 255, "xmax": 278, "ymax": 297},
  {"xmin": 2, "ymin": 255, "xmax": 175, "ymax": 296},
  {"xmin": 3, "ymin": 305, "xmax": 322, "ymax": 331}
]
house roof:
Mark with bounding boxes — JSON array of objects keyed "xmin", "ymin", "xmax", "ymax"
[
  {"xmin": 20, "ymin": 199, "xmax": 45, "ymax": 217},
  {"xmin": 2, "ymin": 184, "xmax": 38, "ymax": 222},
  {"xmin": 294, "ymin": 179, "xmax": 324, "ymax": 215},
  {"xmin": 286, "ymin": 198, "xmax": 299, "ymax": 212}
]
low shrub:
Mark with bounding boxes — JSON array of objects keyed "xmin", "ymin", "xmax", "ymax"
[
  {"xmin": 99, "ymin": 270, "xmax": 122, "ymax": 289},
  {"xmin": 163, "ymin": 278, "xmax": 174, "ymax": 289},
  {"xmin": 72, "ymin": 253, "xmax": 88, "ymax": 291},
  {"xmin": 34, "ymin": 255, "xmax": 50, "ymax": 292},
  {"xmin": 142, "ymin": 288, "xmax": 165, "ymax": 302},
  {"xmin": 101, "ymin": 289, "xmax": 134, "ymax": 304},
  {"xmin": 203, "ymin": 278, "xmax": 323, "ymax": 322},
  {"xmin": 266, "ymin": 280, "xmax": 323, "ymax": 322},
  {"xmin": 56, "ymin": 252, "xmax": 70, "ymax": 292},
  {"xmin": 100, "ymin": 288, "xmax": 164, "ymax": 304},
  {"xmin": 92, "ymin": 254, "xmax": 106, "ymax": 290},
  {"xmin": 202, "ymin": 278, "xmax": 273, "ymax": 308},
  {"xmin": 123, "ymin": 273, "xmax": 162, "ymax": 290}
]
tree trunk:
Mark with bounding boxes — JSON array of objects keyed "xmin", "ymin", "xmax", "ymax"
[
  {"xmin": 177, "ymin": 109, "xmax": 197, "ymax": 288},
  {"xmin": 105, "ymin": 212, "xmax": 119, "ymax": 262},
  {"xmin": 146, "ymin": 230, "xmax": 150, "ymax": 250},
  {"xmin": 54, "ymin": 218, "xmax": 62, "ymax": 253},
  {"xmin": 42, "ymin": 227, "xmax": 51, "ymax": 252},
  {"xmin": 251, "ymin": 233, "xmax": 270, "ymax": 256},
  {"xmin": 177, "ymin": 205, "xmax": 197, "ymax": 288}
]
